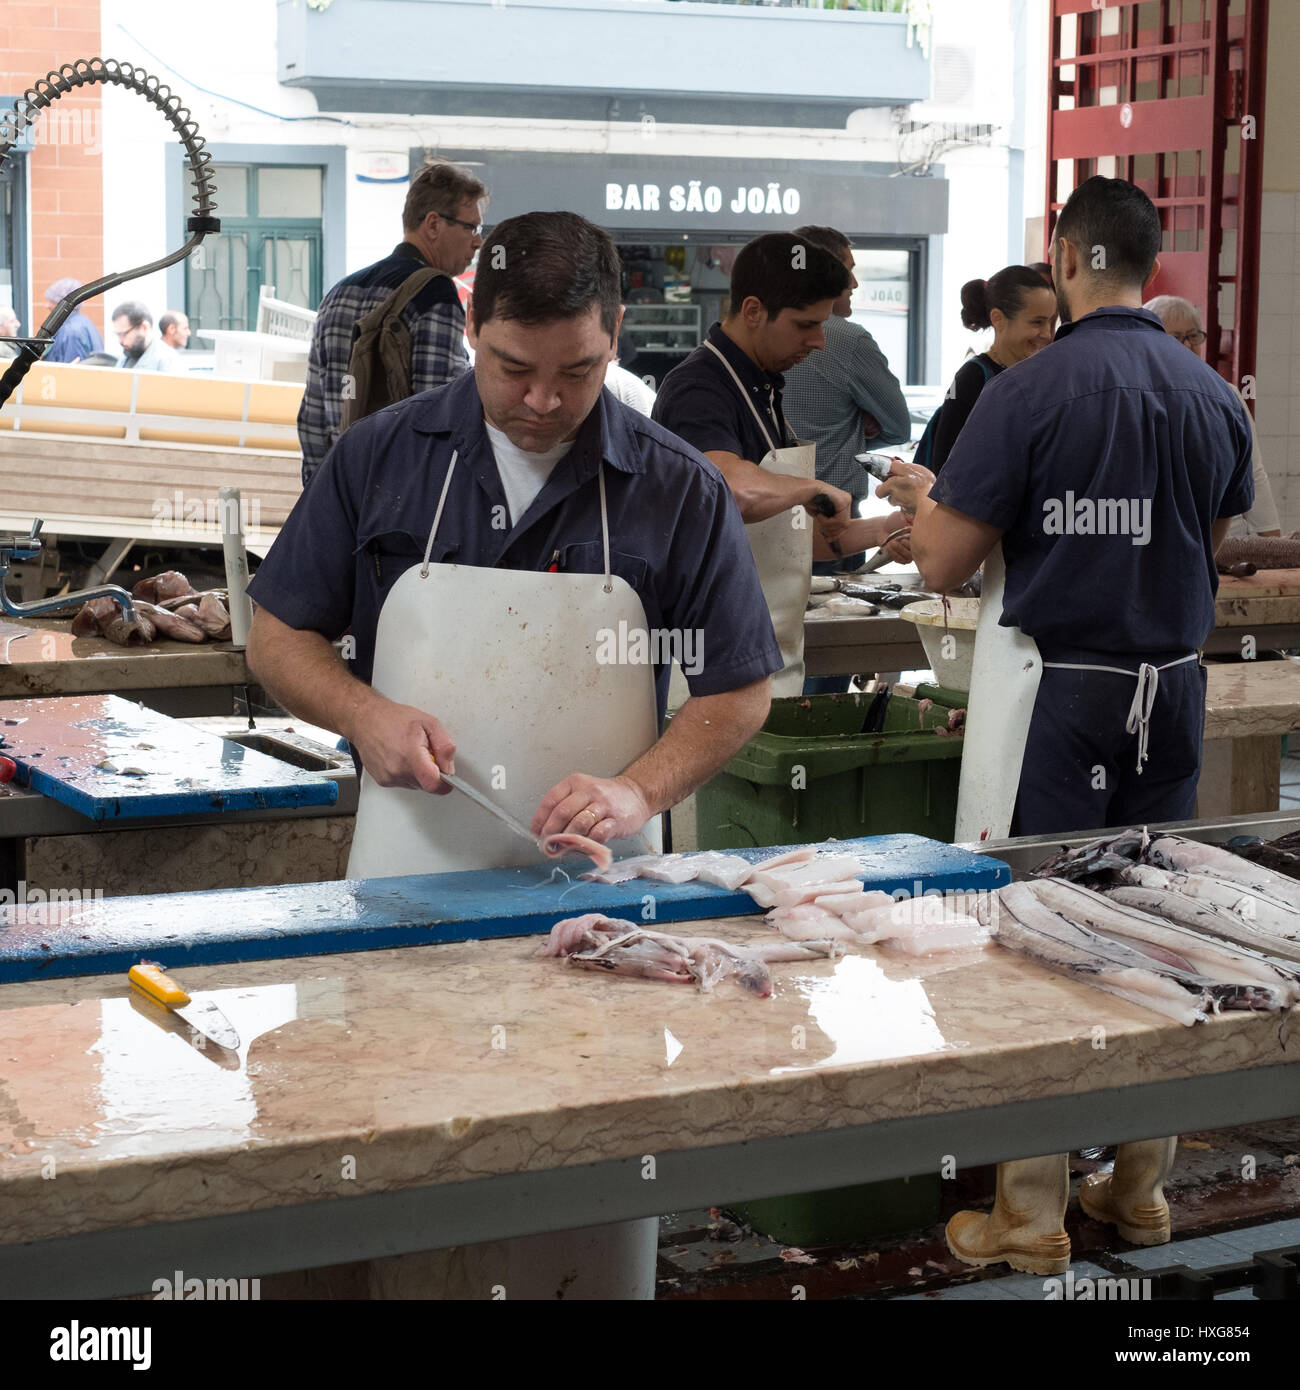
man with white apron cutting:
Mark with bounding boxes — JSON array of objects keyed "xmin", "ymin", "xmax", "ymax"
[
  {"xmin": 879, "ymin": 176, "xmax": 1254, "ymax": 1277},
  {"xmin": 245, "ymin": 211, "xmax": 783, "ymax": 1297},
  {"xmin": 652, "ymin": 233, "xmax": 858, "ymax": 696}
]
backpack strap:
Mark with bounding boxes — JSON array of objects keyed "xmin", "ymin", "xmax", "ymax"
[{"xmin": 352, "ymin": 266, "xmax": 448, "ymax": 338}]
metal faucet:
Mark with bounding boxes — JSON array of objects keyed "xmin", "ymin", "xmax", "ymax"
[{"xmin": 0, "ymin": 520, "xmax": 138, "ymax": 623}]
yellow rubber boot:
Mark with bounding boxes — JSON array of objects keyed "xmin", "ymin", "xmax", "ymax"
[
  {"xmin": 946, "ymin": 1154, "xmax": 1072, "ymax": 1276},
  {"xmin": 1079, "ymin": 1136, "xmax": 1176, "ymax": 1246}
]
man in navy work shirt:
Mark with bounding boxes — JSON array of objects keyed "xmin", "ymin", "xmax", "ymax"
[
  {"xmin": 880, "ymin": 176, "xmax": 1253, "ymax": 836},
  {"xmin": 247, "ymin": 210, "xmax": 781, "ymax": 845},
  {"xmin": 297, "ymin": 161, "xmax": 486, "ymax": 485},
  {"xmin": 652, "ymin": 233, "xmax": 857, "ymax": 548}
]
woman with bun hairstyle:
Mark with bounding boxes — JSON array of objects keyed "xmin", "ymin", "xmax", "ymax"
[{"xmin": 921, "ymin": 266, "xmax": 1057, "ymax": 473}]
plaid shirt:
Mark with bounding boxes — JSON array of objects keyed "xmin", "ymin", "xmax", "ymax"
[{"xmin": 297, "ymin": 242, "xmax": 468, "ymax": 484}]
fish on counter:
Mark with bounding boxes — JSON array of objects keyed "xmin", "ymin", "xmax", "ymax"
[
  {"xmin": 539, "ymin": 913, "xmax": 843, "ymax": 997},
  {"xmin": 1022, "ymin": 877, "xmax": 1300, "ymax": 1002},
  {"xmin": 981, "ymin": 881, "xmax": 1290, "ymax": 1026},
  {"xmin": 68, "ymin": 569, "xmax": 234, "ymax": 647}
]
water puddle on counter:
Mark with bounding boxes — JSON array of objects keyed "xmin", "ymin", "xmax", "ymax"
[{"xmin": 770, "ymin": 955, "xmax": 948, "ymax": 1073}]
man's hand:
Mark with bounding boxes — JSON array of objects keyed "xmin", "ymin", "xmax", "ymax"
[
  {"xmin": 532, "ymin": 772, "xmax": 653, "ymax": 845},
  {"xmin": 884, "ymin": 529, "xmax": 913, "ymax": 564},
  {"xmin": 345, "ymin": 691, "xmax": 457, "ymax": 793},
  {"xmin": 861, "ymin": 410, "xmax": 882, "ymax": 441},
  {"xmin": 876, "ymin": 460, "xmax": 936, "ymax": 515},
  {"xmin": 810, "ymin": 482, "xmax": 856, "ymax": 553}
]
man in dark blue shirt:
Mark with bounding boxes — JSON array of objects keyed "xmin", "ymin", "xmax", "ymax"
[
  {"xmin": 881, "ymin": 176, "xmax": 1252, "ymax": 836},
  {"xmin": 652, "ymin": 235, "xmax": 856, "ymax": 547},
  {"xmin": 880, "ymin": 176, "xmax": 1254, "ymax": 1288},
  {"xmin": 248, "ymin": 211, "xmax": 781, "ymax": 842}
]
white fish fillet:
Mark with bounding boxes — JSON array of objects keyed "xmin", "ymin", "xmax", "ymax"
[
  {"xmin": 579, "ymin": 854, "xmax": 663, "ymax": 884},
  {"xmin": 749, "ymin": 855, "xmax": 864, "ymax": 892},
  {"xmin": 637, "ymin": 854, "xmax": 700, "ymax": 884},
  {"xmin": 813, "ymin": 888, "xmax": 894, "ymax": 915},
  {"xmin": 767, "ymin": 904, "xmax": 861, "ymax": 942},
  {"xmin": 744, "ymin": 882, "xmax": 778, "ymax": 909},
  {"xmin": 767, "ymin": 878, "xmax": 864, "ymax": 910},
  {"xmin": 883, "ymin": 915, "xmax": 991, "ymax": 955},
  {"xmin": 687, "ymin": 852, "xmax": 756, "ymax": 890}
]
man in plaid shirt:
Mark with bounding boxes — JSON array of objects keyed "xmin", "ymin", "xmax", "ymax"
[{"xmin": 298, "ymin": 162, "xmax": 487, "ymax": 484}]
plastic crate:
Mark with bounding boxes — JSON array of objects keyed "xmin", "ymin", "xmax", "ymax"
[{"xmin": 696, "ymin": 686, "xmax": 967, "ymax": 850}]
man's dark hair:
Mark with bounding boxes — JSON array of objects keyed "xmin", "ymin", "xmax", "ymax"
[
  {"xmin": 792, "ymin": 224, "xmax": 853, "ymax": 258},
  {"xmin": 1053, "ymin": 176, "xmax": 1161, "ymax": 287},
  {"xmin": 728, "ymin": 233, "xmax": 851, "ymax": 320},
  {"xmin": 472, "ymin": 211, "xmax": 622, "ymax": 339},
  {"xmin": 111, "ymin": 300, "xmax": 151, "ymax": 329},
  {"xmin": 158, "ymin": 312, "xmax": 181, "ymax": 336}
]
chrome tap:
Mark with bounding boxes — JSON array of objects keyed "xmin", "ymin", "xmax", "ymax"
[{"xmin": 0, "ymin": 520, "xmax": 138, "ymax": 622}]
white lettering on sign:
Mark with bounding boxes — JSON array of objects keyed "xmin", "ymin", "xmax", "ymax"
[{"xmin": 608, "ymin": 181, "xmax": 801, "ymax": 219}]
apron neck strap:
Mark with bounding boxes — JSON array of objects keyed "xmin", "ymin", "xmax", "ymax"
[
  {"xmin": 704, "ymin": 339, "xmax": 779, "ymax": 454},
  {"xmin": 597, "ymin": 462, "xmax": 612, "ymax": 593},
  {"xmin": 420, "ymin": 446, "xmax": 612, "ymax": 592},
  {"xmin": 421, "ymin": 449, "xmax": 459, "ymax": 576}
]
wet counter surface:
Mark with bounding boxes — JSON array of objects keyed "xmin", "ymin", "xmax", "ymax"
[
  {"xmin": 0, "ymin": 916, "xmax": 1293, "ymax": 1248},
  {"xmin": 0, "ymin": 617, "xmax": 250, "ymax": 698}
]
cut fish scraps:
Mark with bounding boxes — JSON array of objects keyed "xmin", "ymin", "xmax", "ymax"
[
  {"xmin": 541, "ymin": 833, "xmax": 613, "ymax": 874},
  {"xmin": 539, "ymin": 913, "xmax": 843, "ymax": 997}
]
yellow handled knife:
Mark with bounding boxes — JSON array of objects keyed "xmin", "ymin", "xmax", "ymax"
[{"xmin": 129, "ymin": 961, "xmax": 240, "ymax": 1050}]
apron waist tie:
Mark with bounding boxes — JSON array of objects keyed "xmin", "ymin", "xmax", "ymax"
[{"xmin": 1040, "ymin": 652, "xmax": 1200, "ymax": 774}]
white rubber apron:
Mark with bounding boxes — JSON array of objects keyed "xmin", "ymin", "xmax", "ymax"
[
  {"xmin": 952, "ymin": 543, "xmax": 1043, "ymax": 843},
  {"xmin": 347, "ymin": 451, "xmax": 660, "ymax": 879},
  {"xmin": 704, "ymin": 340, "xmax": 815, "ymax": 698},
  {"xmin": 344, "ymin": 447, "xmax": 662, "ymax": 1300}
]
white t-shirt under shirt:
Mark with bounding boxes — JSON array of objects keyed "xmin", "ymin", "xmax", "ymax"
[{"xmin": 484, "ymin": 420, "xmax": 573, "ymax": 526}]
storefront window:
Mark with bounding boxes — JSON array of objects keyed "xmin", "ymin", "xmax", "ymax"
[{"xmin": 849, "ymin": 247, "xmax": 912, "ymax": 376}]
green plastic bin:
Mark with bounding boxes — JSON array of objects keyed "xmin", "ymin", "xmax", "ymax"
[
  {"xmin": 733, "ymin": 1174, "xmax": 941, "ymax": 1248},
  {"xmin": 696, "ymin": 687, "xmax": 967, "ymax": 850}
]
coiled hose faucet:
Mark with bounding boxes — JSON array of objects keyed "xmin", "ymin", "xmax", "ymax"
[{"xmin": 0, "ymin": 58, "xmax": 220, "ymax": 626}]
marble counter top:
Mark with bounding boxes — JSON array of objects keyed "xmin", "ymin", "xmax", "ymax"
[
  {"xmin": 0, "ymin": 617, "xmax": 251, "ymax": 698},
  {"xmin": 0, "ymin": 915, "xmax": 1291, "ymax": 1248},
  {"xmin": 1204, "ymin": 659, "xmax": 1300, "ymax": 739}
]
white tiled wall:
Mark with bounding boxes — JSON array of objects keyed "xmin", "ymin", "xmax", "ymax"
[{"xmin": 1255, "ymin": 192, "xmax": 1300, "ymax": 535}]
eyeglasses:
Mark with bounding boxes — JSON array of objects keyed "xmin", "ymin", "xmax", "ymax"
[
  {"xmin": 439, "ymin": 211, "xmax": 483, "ymax": 236},
  {"xmin": 1173, "ymin": 329, "xmax": 1207, "ymax": 348}
]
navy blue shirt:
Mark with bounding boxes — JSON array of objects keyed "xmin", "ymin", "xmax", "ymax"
[
  {"xmin": 250, "ymin": 370, "xmax": 781, "ymax": 720},
  {"xmin": 652, "ymin": 321, "xmax": 792, "ymax": 463},
  {"xmin": 931, "ymin": 306, "xmax": 1254, "ymax": 658}
]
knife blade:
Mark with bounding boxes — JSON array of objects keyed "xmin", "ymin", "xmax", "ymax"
[
  {"xmin": 129, "ymin": 961, "xmax": 240, "ymax": 1050},
  {"xmin": 438, "ymin": 768, "xmax": 541, "ymax": 848}
]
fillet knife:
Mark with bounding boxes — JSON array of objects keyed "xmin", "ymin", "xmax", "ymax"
[{"xmin": 438, "ymin": 767, "xmax": 541, "ymax": 848}]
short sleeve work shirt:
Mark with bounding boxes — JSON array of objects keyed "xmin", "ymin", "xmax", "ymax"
[
  {"xmin": 930, "ymin": 307, "xmax": 1254, "ymax": 656},
  {"xmin": 248, "ymin": 372, "xmax": 782, "ymax": 721},
  {"xmin": 652, "ymin": 321, "xmax": 791, "ymax": 463}
]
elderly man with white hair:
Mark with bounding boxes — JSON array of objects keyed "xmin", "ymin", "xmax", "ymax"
[{"xmin": 1144, "ymin": 294, "xmax": 1281, "ymax": 537}]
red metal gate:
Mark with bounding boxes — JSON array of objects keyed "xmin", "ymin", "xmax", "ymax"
[{"xmin": 1045, "ymin": 0, "xmax": 1269, "ymax": 392}]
